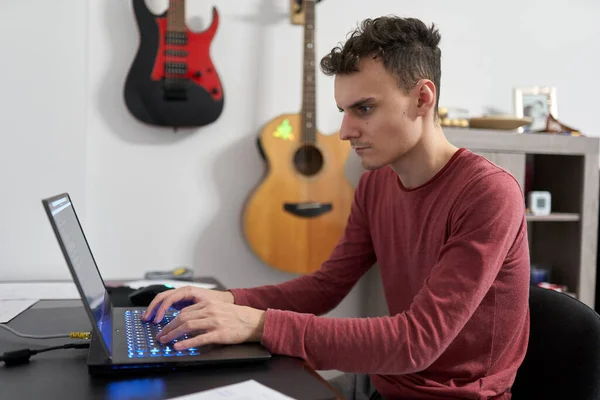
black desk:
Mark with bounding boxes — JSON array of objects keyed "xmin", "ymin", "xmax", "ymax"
[{"xmin": 0, "ymin": 280, "xmax": 342, "ymax": 400}]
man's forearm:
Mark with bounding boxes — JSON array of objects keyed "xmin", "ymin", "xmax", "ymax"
[
  {"xmin": 231, "ymin": 181, "xmax": 377, "ymax": 314},
  {"xmin": 230, "ymin": 271, "xmax": 354, "ymax": 315}
]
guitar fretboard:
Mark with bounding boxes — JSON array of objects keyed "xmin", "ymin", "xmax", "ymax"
[
  {"xmin": 167, "ymin": 0, "xmax": 186, "ymax": 35},
  {"xmin": 164, "ymin": 0, "xmax": 188, "ymax": 97},
  {"xmin": 301, "ymin": 0, "xmax": 316, "ymax": 144}
]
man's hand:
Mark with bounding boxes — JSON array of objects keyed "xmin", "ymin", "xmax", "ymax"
[
  {"xmin": 155, "ymin": 300, "xmax": 266, "ymax": 350},
  {"xmin": 141, "ymin": 286, "xmax": 234, "ymax": 323}
]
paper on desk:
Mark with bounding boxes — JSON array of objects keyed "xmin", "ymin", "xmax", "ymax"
[
  {"xmin": 126, "ymin": 279, "xmax": 216, "ymax": 290},
  {"xmin": 0, "ymin": 299, "xmax": 39, "ymax": 323},
  {"xmin": 0, "ymin": 282, "xmax": 80, "ymax": 300},
  {"xmin": 167, "ymin": 380, "xmax": 296, "ymax": 400}
]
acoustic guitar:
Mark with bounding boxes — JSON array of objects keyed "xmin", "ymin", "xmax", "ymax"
[
  {"xmin": 243, "ymin": 0, "xmax": 354, "ymax": 275},
  {"xmin": 125, "ymin": 0, "xmax": 224, "ymax": 128}
]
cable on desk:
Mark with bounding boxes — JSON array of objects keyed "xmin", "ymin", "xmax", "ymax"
[
  {"xmin": 0, "ymin": 324, "xmax": 91, "ymax": 340},
  {"xmin": 0, "ymin": 342, "xmax": 90, "ymax": 367}
]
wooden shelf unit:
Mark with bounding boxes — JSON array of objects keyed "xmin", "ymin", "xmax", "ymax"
[
  {"xmin": 445, "ymin": 128, "xmax": 600, "ymax": 308},
  {"xmin": 526, "ymin": 213, "xmax": 580, "ymax": 222}
]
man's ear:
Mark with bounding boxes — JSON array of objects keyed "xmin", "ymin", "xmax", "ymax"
[{"xmin": 415, "ymin": 79, "xmax": 436, "ymax": 117}]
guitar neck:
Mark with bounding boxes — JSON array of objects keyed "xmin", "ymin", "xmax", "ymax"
[
  {"xmin": 167, "ymin": 0, "xmax": 187, "ymax": 44},
  {"xmin": 301, "ymin": 0, "xmax": 316, "ymax": 144}
]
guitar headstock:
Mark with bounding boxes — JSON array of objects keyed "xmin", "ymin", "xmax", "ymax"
[{"xmin": 290, "ymin": 0, "xmax": 322, "ymax": 25}]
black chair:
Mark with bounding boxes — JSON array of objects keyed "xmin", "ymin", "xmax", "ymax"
[{"xmin": 511, "ymin": 285, "xmax": 600, "ymax": 400}]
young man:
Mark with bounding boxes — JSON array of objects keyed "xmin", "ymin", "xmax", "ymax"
[{"xmin": 143, "ymin": 16, "xmax": 530, "ymax": 400}]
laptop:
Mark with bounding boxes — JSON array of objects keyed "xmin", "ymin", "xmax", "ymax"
[{"xmin": 41, "ymin": 193, "xmax": 271, "ymax": 376}]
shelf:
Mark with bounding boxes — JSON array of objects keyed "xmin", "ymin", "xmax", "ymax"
[
  {"xmin": 526, "ymin": 213, "xmax": 580, "ymax": 222},
  {"xmin": 445, "ymin": 128, "xmax": 600, "ymax": 155}
]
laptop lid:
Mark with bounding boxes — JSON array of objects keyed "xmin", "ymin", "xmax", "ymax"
[{"xmin": 42, "ymin": 193, "xmax": 113, "ymax": 359}]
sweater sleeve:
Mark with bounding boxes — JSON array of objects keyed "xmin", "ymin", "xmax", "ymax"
[
  {"xmin": 230, "ymin": 172, "xmax": 377, "ymax": 316},
  {"xmin": 259, "ymin": 172, "xmax": 527, "ymax": 374}
]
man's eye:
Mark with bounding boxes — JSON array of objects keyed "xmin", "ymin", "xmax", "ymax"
[{"xmin": 358, "ymin": 106, "xmax": 372, "ymax": 114}]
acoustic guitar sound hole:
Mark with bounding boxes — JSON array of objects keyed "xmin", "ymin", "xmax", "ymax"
[{"xmin": 293, "ymin": 145, "xmax": 323, "ymax": 177}]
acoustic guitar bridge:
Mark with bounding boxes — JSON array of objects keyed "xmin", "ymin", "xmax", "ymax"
[{"xmin": 283, "ymin": 202, "xmax": 332, "ymax": 218}]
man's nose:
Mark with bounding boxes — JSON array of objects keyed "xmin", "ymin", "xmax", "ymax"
[{"xmin": 338, "ymin": 116, "xmax": 360, "ymax": 141}]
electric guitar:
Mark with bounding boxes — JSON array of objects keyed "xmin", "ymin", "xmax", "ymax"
[
  {"xmin": 124, "ymin": 0, "xmax": 224, "ymax": 128},
  {"xmin": 243, "ymin": 0, "xmax": 354, "ymax": 275}
]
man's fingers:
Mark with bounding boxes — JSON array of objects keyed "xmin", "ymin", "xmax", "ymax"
[
  {"xmin": 142, "ymin": 290, "xmax": 173, "ymax": 321},
  {"xmin": 155, "ymin": 311, "xmax": 188, "ymax": 339},
  {"xmin": 173, "ymin": 331, "xmax": 220, "ymax": 350},
  {"xmin": 142, "ymin": 289, "xmax": 222, "ymax": 322},
  {"xmin": 153, "ymin": 292, "xmax": 189, "ymax": 323},
  {"xmin": 156, "ymin": 309, "xmax": 207, "ymax": 338},
  {"xmin": 148, "ymin": 290, "xmax": 192, "ymax": 323},
  {"xmin": 157, "ymin": 313, "xmax": 210, "ymax": 343}
]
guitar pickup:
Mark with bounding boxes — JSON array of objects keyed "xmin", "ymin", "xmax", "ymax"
[
  {"xmin": 283, "ymin": 202, "xmax": 332, "ymax": 218},
  {"xmin": 165, "ymin": 62, "xmax": 188, "ymax": 76},
  {"xmin": 165, "ymin": 32, "xmax": 188, "ymax": 46},
  {"xmin": 165, "ymin": 49, "xmax": 188, "ymax": 57}
]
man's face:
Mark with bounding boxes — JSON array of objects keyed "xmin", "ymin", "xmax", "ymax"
[{"xmin": 334, "ymin": 57, "xmax": 422, "ymax": 170}]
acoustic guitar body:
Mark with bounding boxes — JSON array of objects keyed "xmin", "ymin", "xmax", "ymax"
[{"xmin": 243, "ymin": 114, "xmax": 354, "ymax": 275}]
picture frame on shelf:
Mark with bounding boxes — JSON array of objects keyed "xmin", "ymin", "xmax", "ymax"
[{"xmin": 514, "ymin": 86, "xmax": 558, "ymax": 133}]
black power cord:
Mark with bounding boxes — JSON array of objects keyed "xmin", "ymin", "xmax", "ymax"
[{"xmin": 0, "ymin": 342, "xmax": 90, "ymax": 367}]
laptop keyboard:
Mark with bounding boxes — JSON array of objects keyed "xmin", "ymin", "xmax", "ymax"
[{"xmin": 125, "ymin": 309, "xmax": 200, "ymax": 359}]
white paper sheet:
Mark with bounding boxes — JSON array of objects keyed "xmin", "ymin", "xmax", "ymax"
[
  {"xmin": 0, "ymin": 282, "xmax": 80, "ymax": 300},
  {"xmin": 0, "ymin": 299, "xmax": 39, "ymax": 323},
  {"xmin": 126, "ymin": 280, "xmax": 216, "ymax": 290},
  {"xmin": 167, "ymin": 380, "xmax": 296, "ymax": 400}
]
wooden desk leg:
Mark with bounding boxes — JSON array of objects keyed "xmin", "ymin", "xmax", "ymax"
[{"xmin": 299, "ymin": 360, "xmax": 345, "ymax": 400}]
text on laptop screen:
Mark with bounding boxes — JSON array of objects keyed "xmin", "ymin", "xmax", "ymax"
[{"xmin": 47, "ymin": 196, "xmax": 112, "ymax": 355}]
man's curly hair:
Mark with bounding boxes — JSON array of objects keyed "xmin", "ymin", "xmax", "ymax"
[{"xmin": 320, "ymin": 16, "xmax": 442, "ymax": 116}]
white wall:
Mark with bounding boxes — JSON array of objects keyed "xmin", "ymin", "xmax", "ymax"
[
  {"xmin": 2, "ymin": 0, "xmax": 600, "ymax": 324},
  {"xmin": 0, "ymin": 0, "xmax": 87, "ymax": 280}
]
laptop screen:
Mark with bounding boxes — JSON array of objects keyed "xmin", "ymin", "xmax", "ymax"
[{"xmin": 43, "ymin": 194, "xmax": 113, "ymax": 356}]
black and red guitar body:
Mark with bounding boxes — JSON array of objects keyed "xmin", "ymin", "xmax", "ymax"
[{"xmin": 125, "ymin": 0, "xmax": 224, "ymax": 128}]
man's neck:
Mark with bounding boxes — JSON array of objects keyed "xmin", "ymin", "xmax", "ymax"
[{"xmin": 390, "ymin": 125, "xmax": 459, "ymax": 190}]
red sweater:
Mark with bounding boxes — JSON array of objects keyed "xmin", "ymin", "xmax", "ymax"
[{"xmin": 231, "ymin": 148, "xmax": 530, "ymax": 400}]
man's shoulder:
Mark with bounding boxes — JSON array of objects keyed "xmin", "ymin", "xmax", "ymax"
[
  {"xmin": 470, "ymin": 153, "xmax": 521, "ymax": 191},
  {"xmin": 450, "ymin": 152, "xmax": 526, "ymax": 228},
  {"xmin": 455, "ymin": 150, "xmax": 523, "ymax": 197}
]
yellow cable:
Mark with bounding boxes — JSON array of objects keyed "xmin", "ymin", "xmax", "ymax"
[{"xmin": 69, "ymin": 332, "xmax": 92, "ymax": 340}]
